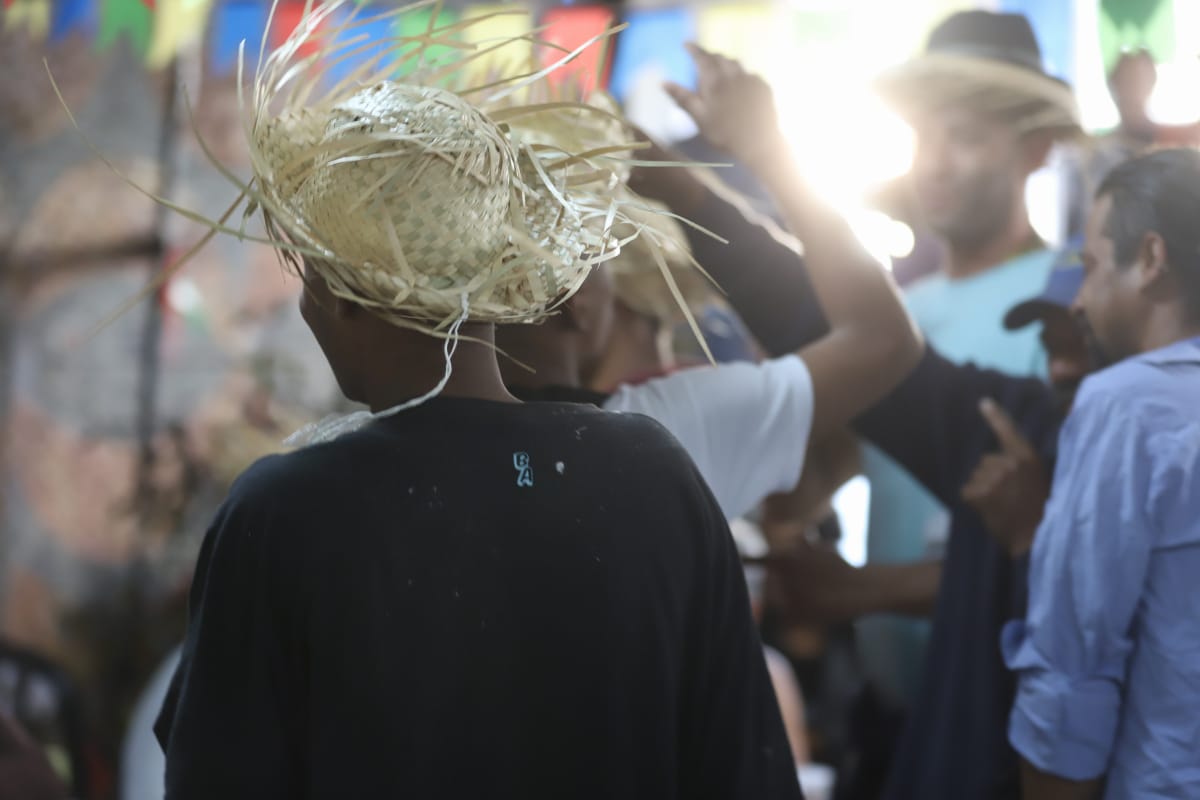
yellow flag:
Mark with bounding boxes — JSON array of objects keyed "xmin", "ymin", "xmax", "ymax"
[
  {"xmin": 146, "ymin": 0, "xmax": 213, "ymax": 69},
  {"xmin": 459, "ymin": 4, "xmax": 534, "ymax": 89},
  {"xmin": 696, "ymin": 2, "xmax": 783, "ymax": 79},
  {"xmin": 4, "ymin": 0, "xmax": 51, "ymax": 40}
]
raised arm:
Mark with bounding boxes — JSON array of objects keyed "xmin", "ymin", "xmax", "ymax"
[
  {"xmin": 665, "ymin": 46, "xmax": 922, "ymax": 440},
  {"xmin": 627, "ymin": 140, "xmax": 831, "ymax": 354}
]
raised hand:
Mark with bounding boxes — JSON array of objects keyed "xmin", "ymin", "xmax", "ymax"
[
  {"xmin": 961, "ymin": 398, "xmax": 1050, "ymax": 557},
  {"xmin": 664, "ymin": 44, "xmax": 783, "ymax": 170}
]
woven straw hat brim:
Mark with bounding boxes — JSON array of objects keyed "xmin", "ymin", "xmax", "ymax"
[{"xmin": 876, "ymin": 53, "xmax": 1081, "ymax": 137}]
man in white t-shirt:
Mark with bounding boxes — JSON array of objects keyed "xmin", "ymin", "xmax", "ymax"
[{"xmin": 500, "ymin": 46, "xmax": 922, "ymax": 520}]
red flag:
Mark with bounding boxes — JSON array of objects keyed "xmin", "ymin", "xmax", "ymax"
[
  {"xmin": 538, "ymin": 6, "xmax": 616, "ymax": 93},
  {"xmin": 271, "ymin": 1, "xmax": 324, "ymax": 59}
]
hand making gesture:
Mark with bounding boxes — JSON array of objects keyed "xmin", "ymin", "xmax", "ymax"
[
  {"xmin": 664, "ymin": 44, "xmax": 785, "ymax": 170},
  {"xmin": 961, "ymin": 398, "xmax": 1050, "ymax": 557}
]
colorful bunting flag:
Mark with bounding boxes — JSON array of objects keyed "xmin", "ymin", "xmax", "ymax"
[
  {"xmin": 609, "ymin": 7, "xmax": 697, "ymax": 102},
  {"xmin": 98, "ymin": 0, "xmax": 154, "ymax": 54},
  {"xmin": 323, "ymin": 3, "xmax": 398, "ymax": 85},
  {"xmin": 538, "ymin": 6, "xmax": 615, "ymax": 93},
  {"xmin": 1099, "ymin": 0, "xmax": 1175, "ymax": 68},
  {"xmin": 209, "ymin": 0, "xmax": 269, "ymax": 74},
  {"xmin": 270, "ymin": 0, "xmax": 323, "ymax": 60},
  {"xmin": 458, "ymin": 4, "xmax": 532, "ymax": 87},
  {"xmin": 50, "ymin": 0, "xmax": 94, "ymax": 41},
  {"xmin": 4, "ymin": 0, "xmax": 50, "ymax": 40},
  {"xmin": 696, "ymin": 2, "xmax": 781, "ymax": 79},
  {"xmin": 147, "ymin": 0, "xmax": 212, "ymax": 69},
  {"xmin": 393, "ymin": 5, "xmax": 460, "ymax": 78}
]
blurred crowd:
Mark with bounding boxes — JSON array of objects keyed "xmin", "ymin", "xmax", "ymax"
[{"xmin": 1, "ymin": 5, "xmax": 1199, "ymax": 800}]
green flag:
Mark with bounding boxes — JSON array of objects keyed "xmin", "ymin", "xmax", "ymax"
[
  {"xmin": 1099, "ymin": 0, "xmax": 1175, "ymax": 69},
  {"xmin": 98, "ymin": 0, "xmax": 153, "ymax": 54},
  {"xmin": 394, "ymin": 7, "xmax": 461, "ymax": 78}
]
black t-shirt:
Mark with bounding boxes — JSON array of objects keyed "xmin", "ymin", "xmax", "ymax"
[
  {"xmin": 155, "ymin": 397, "xmax": 801, "ymax": 800},
  {"xmin": 853, "ymin": 348, "xmax": 1061, "ymax": 800}
]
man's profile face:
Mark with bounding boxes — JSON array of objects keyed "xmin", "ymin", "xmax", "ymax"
[
  {"xmin": 1075, "ymin": 194, "xmax": 1142, "ymax": 366},
  {"xmin": 911, "ymin": 105, "xmax": 1024, "ymax": 248}
]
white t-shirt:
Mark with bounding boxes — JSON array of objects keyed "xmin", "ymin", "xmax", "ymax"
[{"xmin": 603, "ymin": 355, "xmax": 814, "ymax": 520}]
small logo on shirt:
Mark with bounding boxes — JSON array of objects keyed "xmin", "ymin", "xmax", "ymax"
[{"xmin": 513, "ymin": 452, "xmax": 533, "ymax": 487}]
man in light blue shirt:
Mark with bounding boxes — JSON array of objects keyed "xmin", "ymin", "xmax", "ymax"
[
  {"xmin": 858, "ymin": 9, "xmax": 1076, "ymax": 710},
  {"xmin": 1005, "ymin": 149, "xmax": 1200, "ymax": 798}
]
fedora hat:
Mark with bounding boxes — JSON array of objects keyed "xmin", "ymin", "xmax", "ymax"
[{"xmin": 876, "ymin": 10, "xmax": 1081, "ymax": 136}]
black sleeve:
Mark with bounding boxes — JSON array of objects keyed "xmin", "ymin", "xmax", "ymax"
[
  {"xmin": 684, "ymin": 189, "xmax": 830, "ymax": 356},
  {"xmin": 851, "ymin": 345, "xmax": 1058, "ymax": 509},
  {"xmin": 156, "ymin": 461, "xmax": 307, "ymax": 799},
  {"xmin": 676, "ymin": 464, "xmax": 804, "ymax": 800}
]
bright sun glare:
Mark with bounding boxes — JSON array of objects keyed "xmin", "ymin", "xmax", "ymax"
[{"xmin": 771, "ymin": 60, "xmax": 917, "ymax": 265}]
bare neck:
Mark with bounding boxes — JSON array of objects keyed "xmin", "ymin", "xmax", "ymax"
[
  {"xmin": 359, "ymin": 323, "xmax": 517, "ymax": 412},
  {"xmin": 586, "ymin": 308, "xmax": 663, "ymax": 392},
  {"xmin": 944, "ymin": 202, "xmax": 1041, "ymax": 280},
  {"xmin": 1136, "ymin": 306, "xmax": 1200, "ymax": 356},
  {"xmin": 1117, "ymin": 110, "xmax": 1156, "ymax": 141}
]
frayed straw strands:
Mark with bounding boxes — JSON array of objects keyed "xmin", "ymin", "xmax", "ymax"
[
  {"xmin": 48, "ymin": 0, "xmax": 676, "ymax": 334},
  {"xmin": 48, "ymin": 0, "xmax": 720, "ymax": 440}
]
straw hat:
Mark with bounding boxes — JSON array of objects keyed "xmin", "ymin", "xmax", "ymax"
[
  {"xmin": 876, "ymin": 11, "xmax": 1081, "ymax": 137},
  {"xmin": 241, "ymin": 3, "xmax": 634, "ymax": 333},
  {"xmin": 473, "ymin": 68, "xmax": 716, "ymax": 339},
  {"xmin": 606, "ymin": 194, "xmax": 710, "ymax": 325},
  {"xmin": 50, "ymin": 0, "xmax": 704, "ymax": 442}
]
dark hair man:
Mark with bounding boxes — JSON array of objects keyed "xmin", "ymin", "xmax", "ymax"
[{"xmin": 1006, "ymin": 148, "xmax": 1200, "ymax": 800}]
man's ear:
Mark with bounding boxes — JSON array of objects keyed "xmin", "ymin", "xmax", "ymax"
[{"xmin": 1136, "ymin": 230, "xmax": 1172, "ymax": 296}]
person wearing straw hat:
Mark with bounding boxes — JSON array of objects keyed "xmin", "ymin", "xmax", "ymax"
[
  {"xmin": 499, "ymin": 45, "xmax": 924, "ymax": 526},
  {"xmin": 64, "ymin": 3, "xmax": 809, "ymax": 797},
  {"xmin": 582, "ymin": 195, "xmax": 716, "ymax": 391}
]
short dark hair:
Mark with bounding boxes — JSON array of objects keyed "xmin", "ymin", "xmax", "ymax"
[{"xmin": 1096, "ymin": 148, "xmax": 1200, "ymax": 317}]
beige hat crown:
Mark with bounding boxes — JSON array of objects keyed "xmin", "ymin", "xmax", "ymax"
[{"xmin": 241, "ymin": 2, "xmax": 643, "ymax": 332}]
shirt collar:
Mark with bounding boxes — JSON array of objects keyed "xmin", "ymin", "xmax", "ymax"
[{"xmin": 1136, "ymin": 336, "xmax": 1200, "ymax": 367}]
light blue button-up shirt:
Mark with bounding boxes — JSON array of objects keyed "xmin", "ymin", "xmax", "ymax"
[{"xmin": 1004, "ymin": 336, "xmax": 1200, "ymax": 798}]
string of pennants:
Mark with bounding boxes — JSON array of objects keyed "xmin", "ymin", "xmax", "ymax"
[
  {"xmin": 1, "ymin": 0, "xmax": 1181, "ymax": 98},
  {"xmin": 0, "ymin": 0, "xmax": 823, "ymax": 98},
  {"xmin": 2, "ymin": 0, "xmax": 626, "ymax": 86}
]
